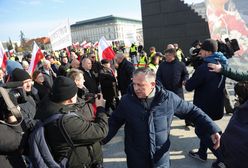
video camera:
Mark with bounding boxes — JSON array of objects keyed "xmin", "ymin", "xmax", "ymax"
[
  {"xmin": 217, "ymin": 38, "xmax": 240, "ymax": 58},
  {"xmin": 0, "ymin": 81, "xmax": 27, "ymax": 124}
]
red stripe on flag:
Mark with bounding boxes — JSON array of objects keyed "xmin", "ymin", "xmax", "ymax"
[
  {"xmin": 31, "ymin": 48, "xmax": 44, "ymax": 74},
  {"xmin": 102, "ymin": 46, "xmax": 115, "ymax": 60}
]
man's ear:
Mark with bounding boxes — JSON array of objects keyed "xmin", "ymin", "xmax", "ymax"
[{"xmin": 151, "ymin": 81, "xmax": 156, "ymax": 87}]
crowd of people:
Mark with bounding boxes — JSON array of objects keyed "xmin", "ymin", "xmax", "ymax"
[{"xmin": 0, "ymin": 38, "xmax": 247, "ymax": 168}]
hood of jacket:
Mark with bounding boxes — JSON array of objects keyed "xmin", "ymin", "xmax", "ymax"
[
  {"xmin": 35, "ymin": 95, "xmax": 76, "ymax": 120},
  {"xmin": 203, "ymin": 52, "xmax": 228, "ymax": 65}
]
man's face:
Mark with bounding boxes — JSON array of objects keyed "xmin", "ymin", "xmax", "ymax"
[
  {"xmin": 75, "ymin": 73, "xmax": 85, "ymax": 89},
  {"xmin": 199, "ymin": 49, "xmax": 212, "ymax": 58},
  {"xmin": 22, "ymin": 79, "xmax": 32, "ymax": 92},
  {"xmin": 165, "ymin": 53, "xmax": 176, "ymax": 62},
  {"xmin": 89, "ymin": 55, "xmax": 96, "ymax": 62},
  {"xmin": 62, "ymin": 57, "xmax": 68, "ymax": 64},
  {"xmin": 132, "ymin": 73, "xmax": 155, "ymax": 99},
  {"xmin": 83, "ymin": 59, "xmax": 92, "ymax": 70}
]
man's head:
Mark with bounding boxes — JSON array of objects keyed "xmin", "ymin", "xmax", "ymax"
[
  {"xmin": 12, "ymin": 68, "xmax": 32, "ymax": 92},
  {"xmin": 101, "ymin": 59, "xmax": 111, "ymax": 68},
  {"xmin": 32, "ymin": 70, "xmax": 44, "ymax": 84},
  {"xmin": 89, "ymin": 53, "xmax": 96, "ymax": 62},
  {"xmin": 68, "ymin": 69, "xmax": 85, "ymax": 89},
  {"xmin": 50, "ymin": 76, "xmax": 78, "ymax": 105},
  {"xmin": 165, "ymin": 48, "xmax": 177, "ymax": 62},
  {"xmin": 132, "ymin": 68, "xmax": 156, "ymax": 99},
  {"xmin": 199, "ymin": 39, "xmax": 218, "ymax": 58},
  {"xmin": 115, "ymin": 52, "xmax": 125, "ymax": 64},
  {"xmin": 42, "ymin": 60, "xmax": 51, "ymax": 70},
  {"xmin": 149, "ymin": 46, "xmax": 156, "ymax": 53},
  {"xmin": 81, "ymin": 58, "xmax": 92, "ymax": 71},
  {"xmin": 61, "ymin": 56, "xmax": 68, "ymax": 64}
]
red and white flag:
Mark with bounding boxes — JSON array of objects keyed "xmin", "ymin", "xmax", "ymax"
[
  {"xmin": 80, "ymin": 40, "xmax": 87, "ymax": 47},
  {"xmin": 98, "ymin": 36, "xmax": 115, "ymax": 60},
  {"xmin": 72, "ymin": 42, "xmax": 79, "ymax": 48},
  {"xmin": 28, "ymin": 42, "xmax": 44, "ymax": 74},
  {"xmin": 0, "ymin": 42, "xmax": 8, "ymax": 71},
  {"xmin": 84, "ymin": 42, "xmax": 92, "ymax": 49},
  {"xmin": 93, "ymin": 41, "xmax": 99, "ymax": 48}
]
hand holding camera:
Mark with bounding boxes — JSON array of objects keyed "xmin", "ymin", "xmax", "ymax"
[{"xmin": 95, "ymin": 93, "xmax": 106, "ymax": 108}]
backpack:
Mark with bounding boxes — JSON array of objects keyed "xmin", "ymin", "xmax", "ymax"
[{"xmin": 28, "ymin": 113, "xmax": 79, "ymax": 168}]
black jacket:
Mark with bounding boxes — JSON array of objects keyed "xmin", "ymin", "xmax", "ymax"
[
  {"xmin": 82, "ymin": 69, "xmax": 99, "ymax": 94},
  {"xmin": 99, "ymin": 67, "xmax": 118, "ymax": 101},
  {"xmin": 117, "ymin": 58, "xmax": 135, "ymax": 95},
  {"xmin": 156, "ymin": 59, "xmax": 189, "ymax": 99},
  {"xmin": 35, "ymin": 96, "xmax": 108, "ymax": 167}
]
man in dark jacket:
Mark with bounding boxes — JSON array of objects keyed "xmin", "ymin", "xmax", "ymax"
[
  {"xmin": 157, "ymin": 48, "xmax": 189, "ymax": 99},
  {"xmin": 35, "ymin": 76, "xmax": 108, "ymax": 167},
  {"xmin": 102, "ymin": 67, "xmax": 221, "ymax": 168},
  {"xmin": 40, "ymin": 60, "xmax": 56, "ymax": 88},
  {"xmin": 185, "ymin": 39, "xmax": 227, "ymax": 162},
  {"xmin": 157, "ymin": 48, "xmax": 189, "ymax": 127},
  {"xmin": 115, "ymin": 52, "xmax": 135, "ymax": 96},
  {"xmin": 81, "ymin": 57, "xmax": 99, "ymax": 94}
]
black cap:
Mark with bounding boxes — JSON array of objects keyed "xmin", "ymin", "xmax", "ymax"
[
  {"xmin": 201, "ymin": 39, "xmax": 218, "ymax": 52},
  {"xmin": 12, "ymin": 68, "xmax": 31, "ymax": 82},
  {"xmin": 50, "ymin": 76, "xmax": 78, "ymax": 103}
]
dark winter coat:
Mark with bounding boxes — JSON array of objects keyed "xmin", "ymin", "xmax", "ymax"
[
  {"xmin": 0, "ymin": 95, "xmax": 36, "ymax": 168},
  {"xmin": 40, "ymin": 68, "xmax": 56, "ymax": 89},
  {"xmin": 220, "ymin": 100, "xmax": 248, "ymax": 168},
  {"xmin": 35, "ymin": 96, "xmax": 108, "ymax": 167},
  {"xmin": 156, "ymin": 59, "xmax": 189, "ymax": 99},
  {"xmin": 103, "ymin": 83, "xmax": 221, "ymax": 168},
  {"xmin": 185, "ymin": 61, "xmax": 226, "ymax": 120},
  {"xmin": 33, "ymin": 81, "xmax": 51, "ymax": 100},
  {"xmin": 116, "ymin": 58, "xmax": 135, "ymax": 95},
  {"xmin": 82, "ymin": 69, "xmax": 99, "ymax": 94},
  {"xmin": 99, "ymin": 67, "xmax": 118, "ymax": 101}
]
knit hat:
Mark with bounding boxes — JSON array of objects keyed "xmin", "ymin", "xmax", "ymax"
[
  {"xmin": 12, "ymin": 68, "xmax": 31, "ymax": 82},
  {"xmin": 50, "ymin": 76, "xmax": 78, "ymax": 103},
  {"xmin": 6, "ymin": 60, "xmax": 23, "ymax": 76},
  {"xmin": 201, "ymin": 39, "xmax": 218, "ymax": 52}
]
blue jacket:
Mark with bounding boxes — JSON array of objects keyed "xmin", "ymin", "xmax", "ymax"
[
  {"xmin": 103, "ymin": 83, "xmax": 221, "ymax": 168},
  {"xmin": 185, "ymin": 52, "xmax": 227, "ymax": 120}
]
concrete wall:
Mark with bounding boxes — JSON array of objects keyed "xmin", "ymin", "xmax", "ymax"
[{"xmin": 141, "ymin": 0, "xmax": 210, "ymax": 55}]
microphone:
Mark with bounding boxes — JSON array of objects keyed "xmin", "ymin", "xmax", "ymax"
[{"xmin": 0, "ymin": 81, "xmax": 23, "ymax": 88}]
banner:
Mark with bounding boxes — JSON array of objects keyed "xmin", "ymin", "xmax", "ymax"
[{"xmin": 48, "ymin": 19, "xmax": 72, "ymax": 51}]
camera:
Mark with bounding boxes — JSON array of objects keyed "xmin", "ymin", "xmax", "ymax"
[
  {"xmin": 217, "ymin": 38, "xmax": 240, "ymax": 58},
  {"xmin": 0, "ymin": 82, "xmax": 27, "ymax": 123}
]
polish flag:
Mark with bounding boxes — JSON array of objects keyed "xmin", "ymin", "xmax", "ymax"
[
  {"xmin": 93, "ymin": 41, "xmax": 99, "ymax": 48},
  {"xmin": 73, "ymin": 42, "xmax": 79, "ymax": 48},
  {"xmin": 0, "ymin": 42, "xmax": 8, "ymax": 71},
  {"xmin": 84, "ymin": 42, "xmax": 92, "ymax": 48},
  {"xmin": 80, "ymin": 40, "xmax": 87, "ymax": 47},
  {"xmin": 28, "ymin": 42, "xmax": 44, "ymax": 74},
  {"xmin": 98, "ymin": 36, "xmax": 115, "ymax": 60}
]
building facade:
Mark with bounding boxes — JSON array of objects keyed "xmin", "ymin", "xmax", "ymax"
[{"xmin": 70, "ymin": 15, "xmax": 143, "ymax": 44}]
